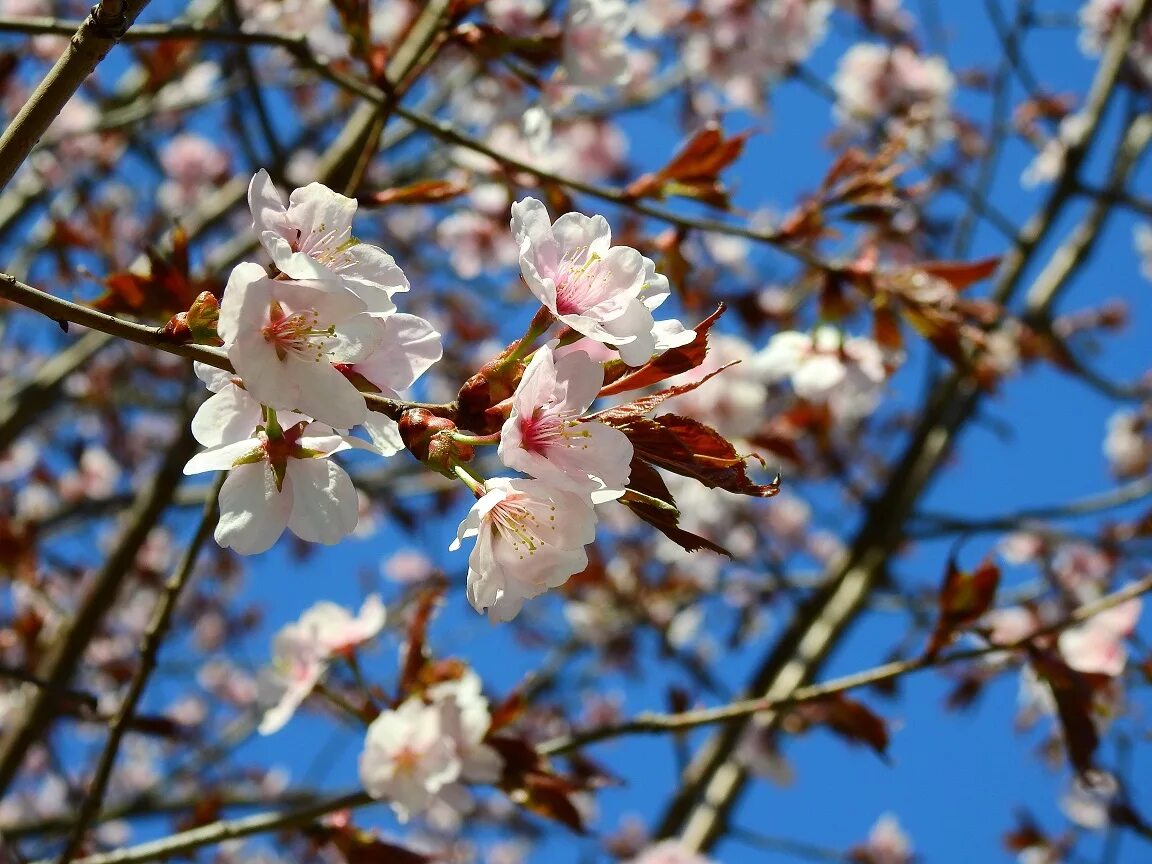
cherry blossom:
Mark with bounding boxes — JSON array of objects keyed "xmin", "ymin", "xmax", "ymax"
[
  {"xmin": 359, "ymin": 669, "xmax": 502, "ymax": 820},
  {"xmin": 451, "ymin": 477, "xmax": 598, "ymax": 622},
  {"xmin": 259, "ymin": 596, "xmax": 386, "ymax": 734},
  {"xmin": 183, "ymin": 420, "xmax": 364, "ymax": 554},
  {"xmin": 1079, "ymin": 0, "xmax": 1152, "ymax": 82},
  {"xmin": 1103, "ymin": 409, "xmax": 1151, "ymax": 477},
  {"xmin": 853, "ymin": 813, "xmax": 914, "ymax": 864},
  {"xmin": 248, "ymin": 169, "xmax": 409, "ymax": 312},
  {"xmin": 562, "ymin": 0, "xmax": 633, "ymax": 89},
  {"xmin": 158, "ymin": 133, "xmax": 229, "ymax": 215},
  {"xmin": 218, "ymin": 262, "xmax": 384, "ymax": 429},
  {"xmin": 499, "ymin": 345, "xmax": 632, "ymax": 500},
  {"xmin": 1061, "ymin": 770, "xmax": 1120, "ymax": 829},
  {"xmin": 684, "ymin": 0, "xmax": 832, "ymax": 111},
  {"xmin": 190, "ymin": 362, "xmax": 306, "ymax": 449},
  {"xmin": 1058, "ymin": 598, "xmax": 1141, "ymax": 676},
  {"xmin": 755, "ymin": 326, "xmax": 889, "ymax": 420},
  {"xmin": 512, "ymin": 197, "xmax": 681, "ymax": 366},
  {"xmin": 626, "ymin": 839, "xmax": 714, "ymax": 864},
  {"xmin": 833, "ymin": 43, "xmax": 954, "ymax": 152}
]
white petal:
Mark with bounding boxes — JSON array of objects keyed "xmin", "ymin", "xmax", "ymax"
[
  {"xmin": 183, "ymin": 438, "xmax": 263, "ymax": 475},
  {"xmin": 214, "ymin": 461, "xmax": 292, "ymax": 554},
  {"xmin": 286, "ymin": 459, "xmax": 359, "ymax": 545},
  {"xmin": 191, "ymin": 388, "xmax": 262, "ymax": 448}
]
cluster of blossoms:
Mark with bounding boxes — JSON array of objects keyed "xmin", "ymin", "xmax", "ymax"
[
  {"xmin": 832, "ymin": 42, "xmax": 954, "ymax": 153},
  {"xmin": 183, "ymin": 170, "xmax": 442, "ymax": 554},
  {"xmin": 184, "ymin": 173, "xmax": 703, "ymax": 623}
]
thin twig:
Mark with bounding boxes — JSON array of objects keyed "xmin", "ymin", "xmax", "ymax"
[
  {"xmin": 57, "ymin": 475, "xmax": 224, "ymax": 863},
  {"xmin": 539, "ymin": 574, "xmax": 1152, "ymax": 756}
]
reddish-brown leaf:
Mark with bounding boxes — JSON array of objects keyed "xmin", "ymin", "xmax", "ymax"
[
  {"xmin": 924, "ymin": 556, "xmax": 1000, "ymax": 658},
  {"xmin": 619, "ymin": 458, "xmax": 732, "ymax": 557},
  {"xmin": 1027, "ymin": 647, "xmax": 1109, "ymax": 777},
  {"xmin": 360, "ymin": 179, "xmax": 468, "ymax": 207},
  {"xmin": 624, "ymin": 124, "xmax": 752, "ymax": 208},
  {"xmin": 787, "ymin": 694, "xmax": 890, "ymax": 760},
  {"xmin": 919, "ymin": 257, "xmax": 1001, "ymax": 291},
  {"xmin": 606, "ymin": 413, "xmax": 779, "ymax": 498},
  {"xmin": 488, "ymin": 736, "xmax": 587, "ymax": 834},
  {"xmin": 314, "ymin": 825, "xmax": 430, "ymax": 864},
  {"xmin": 599, "ymin": 304, "xmax": 726, "ymax": 396},
  {"xmin": 95, "ymin": 228, "xmax": 221, "ymax": 318}
]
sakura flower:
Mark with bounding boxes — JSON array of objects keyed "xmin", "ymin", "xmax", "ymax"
[
  {"xmin": 158, "ymin": 133, "xmax": 229, "ymax": 215},
  {"xmin": 1079, "ymin": 0, "xmax": 1152, "ymax": 83},
  {"xmin": 359, "ymin": 669, "xmax": 502, "ymax": 820},
  {"xmin": 562, "ymin": 0, "xmax": 632, "ymax": 89},
  {"xmin": 218, "ymin": 262, "xmax": 384, "ymax": 429},
  {"xmin": 833, "ymin": 43, "xmax": 954, "ymax": 152},
  {"xmin": 428, "ymin": 671, "xmax": 504, "ymax": 786},
  {"xmin": 852, "ymin": 813, "xmax": 914, "ymax": 864},
  {"xmin": 359, "ymin": 697, "xmax": 462, "ymax": 820},
  {"xmin": 499, "ymin": 345, "xmax": 632, "ymax": 500},
  {"xmin": 1058, "ymin": 598, "xmax": 1141, "ymax": 676},
  {"xmin": 512, "ymin": 197, "xmax": 681, "ymax": 366},
  {"xmin": 259, "ymin": 595, "xmax": 387, "ymax": 734},
  {"xmin": 1103, "ymin": 409, "xmax": 1151, "ymax": 477},
  {"xmin": 450, "ymin": 477, "xmax": 597, "ymax": 622},
  {"xmin": 191, "ymin": 362, "xmax": 307, "ymax": 448},
  {"xmin": 249, "ymin": 169, "xmax": 409, "ymax": 313},
  {"xmin": 1061, "ymin": 770, "xmax": 1120, "ymax": 830},
  {"xmin": 626, "ymin": 840, "xmax": 714, "ymax": 864},
  {"xmin": 755, "ymin": 326, "xmax": 888, "ymax": 420},
  {"xmin": 183, "ymin": 420, "xmax": 364, "ymax": 554}
]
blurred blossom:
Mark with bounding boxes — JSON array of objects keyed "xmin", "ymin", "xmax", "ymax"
[
  {"xmin": 1060, "ymin": 770, "xmax": 1119, "ymax": 829},
  {"xmin": 1079, "ymin": 0, "xmax": 1152, "ymax": 82},
  {"xmin": 853, "ymin": 813, "xmax": 914, "ymax": 864},
  {"xmin": 833, "ymin": 43, "xmax": 954, "ymax": 152},
  {"xmin": 562, "ymin": 0, "xmax": 633, "ymax": 89},
  {"xmin": 626, "ymin": 839, "xmax": 715, "ymax": 864},
  {"xmin": 1135, "ymin": 224, "xmax": 1152, "ymax": 280},
  {"xmin": 1022, "ymin": 114, "xmax": 1088, "ymax": 188},
  {"xmin": 755, "ymin": 327, "xmax": 890, "ymax": 421},
  {"xmin": 1058, "ymin": 598, "xmax": 1141, "ymax": 676},
  {"xmin": 383, "ymin": 549, "xmax": 436, "ymax": 584},
  {"xmin": 664, "ymin": 334, "xmax": 767, "ymax": 439},
  {"xmin": 1051, "ymin": 541, "xmax": 1112, "ymax": 599},
  {"xmin": 684, "ymin": 0, "xmax": 832, "ymax": 111},
  {"xmin": 1103, "ymin": 409, "xmax": 1151, "ymax": 477},
  {"xmin": 158, "ymin": 133, "xmax": 229, "ymax": 214}
]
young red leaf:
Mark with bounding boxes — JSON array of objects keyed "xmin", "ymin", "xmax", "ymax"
[
  {"xmin": 599, "ymin": 304, "xmax": 726, "ymax": 396},
  {"xmin": 924, "ymin": 555, "xmax": 1000, "ymax": 658},
  {"xmin": 620, "ymin": 459, "xmax": 732, "ymax": 557},
  {"xmin": 605, "ymin": 413, "xmax": 780, "ymax": 498},
  {"xmin": 624, "ymin": 124, "xmax": 752, "ymax": 208},
  {"xmin": 95, "ymin": 228, "xmax": 220, "ymax": 317},
  {"xmin": 1027, "ymin": 647, "xmax": 1109, "ymax": 777},
  {"xmin": 360, "ymin": 179, "xmax": 468, "ymax": 207},
  {"xmin": 488, "ymin": 736, "xmax": 587, "ymax": 834},
  {"xmin": 786, "ymin": 694, "xmax": 890, "ymax": 760},
  {"xmin": 919, "ymin": 257, "xmax": 1001, "ymax": 291}
]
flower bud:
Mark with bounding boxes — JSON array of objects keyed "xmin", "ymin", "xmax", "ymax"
[{"xmin": 398, "ymin": 409, "xmax": 474, "ymax": 475}]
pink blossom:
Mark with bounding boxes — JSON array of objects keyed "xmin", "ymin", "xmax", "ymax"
[
  {"xmin": 158, "ymin": 133, "xmax": 229, "ymax": 214},
  {"xmin": 684, "ymin": 0, "xmax": 831, "ymax": 111},
  {"xmin": 1103, "ymin": 409, "xmax": 1150, "ymax": 477},
  {"xmin": 183, "ymin": 420, "xmax": 366, "ymax": 554},
  {"xmin": 359, "ymin": 669, "xmax": 502, "ymax": 820},
  {"xmin": 190, "ymin": 362, "xmax": 305, "ymax": 449},
  {"xmin": 755, "ymin": 327, "xmax": 889, "ymax": 420},
  {"xmin": 512, "ymin": 197, "xmax": 681, "ymax": 366},
  {"xmin": 562, "ymin": 0, "xmax": 633, "ymax": 89},
  {"xmin": 499, "ymin": 345, "xmax": 632, "ymax": 500},
  {"xmin": 249, "ymin": 169, "xmax": 409, "ymax": 312},
  {"xmin": 854, "ymin": 813, "xmax": 914, "ymax": 864},
  {"xmin": 833, "ymin": 43, "xmax": 954, "ymax": 152},
  {"xmin": 218, "ymin": 262, "xmax": 385, "ymax": 429},
  {"xmin": 625, "ymin": 840, "xmax": 714, "ymax": 864},
  {"xmin": 259, "ymin": 595, "xmax": 386, "ymax": 734},
  {"xmin": 663, "ymin": 334, "xmax": 767, "ymax": 439},
  {"xmin": 451, "ymin": 477, "xmax": 598, "ymax": 622},
  {"xmin": 1058, "ymin": 598, "xmax": 1141, "ymax": 676}
]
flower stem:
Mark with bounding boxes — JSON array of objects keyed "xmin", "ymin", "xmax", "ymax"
[
  {"xmin": 450, "ymin": 430, "xmax": 503, "ymax": 446},
  {"xmin": 505, "ymin": 305, "xmax": 555, "ymax": 364},
  {"xmin": 452, "ymin": 462, "xmax": 486, "ymax": 497}
]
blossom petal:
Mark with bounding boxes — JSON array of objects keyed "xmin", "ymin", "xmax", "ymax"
[{"xmin": 214, "ymin": 461, "xmax": 292, "ymax": 554}]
